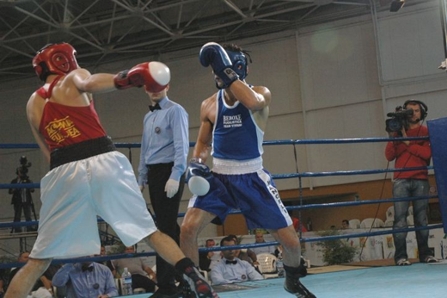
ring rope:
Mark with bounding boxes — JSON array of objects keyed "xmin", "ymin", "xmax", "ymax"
[
  {"xmin": 0, "ymin": 137, "xmax": 440, "ymax": 270},
  {"xmin": 0, "ymin": 136, "xmax": 428, "ymax": 149},
  {"xmin": 0, "ymin": 166, "xmax": 433, "ymax": 191},
  {"xmin": 0, "ymin": 194, "xmax": 436, "ymax": 231},
  {"xmin": 0, "ymin": 222, "xmax": 442, "ymax": 271}
]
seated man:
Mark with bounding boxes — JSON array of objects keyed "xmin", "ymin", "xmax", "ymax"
[
  {"xmin": 111, "ymin": 246, "xmax": 156, "ymax": 293},
  {"xmin": 210, "ymin": 236, "xmax": 264, "ymax": 285},
  {"xmin": 227, "ymin": 234, "xmax": 258, "ymax": 266},
  {"xmin": 95, "ymin": 245, "xmax": 114, "ymax": 272},
  {"xmin": 52, "ymin": 262, "xmax": 118, "ymax": 298},
  {"xmin": 0, "ymin": 268, "xmax": 7, "ymax": 297},
  {"xmin": 250, "ymin": 231, "xmax": 276, "ymax": 255},
  {"xmin": 199, "ymin": 239, "xmax": 221, "ymax": 271},
  {"xmin": 8, "ymin": 251, "xmax": 55, "ymax": 295}
]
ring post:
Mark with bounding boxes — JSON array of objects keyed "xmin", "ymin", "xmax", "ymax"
[{"xmin": 428, "ymin": 117, "xmax": 447, "ymax": 233}]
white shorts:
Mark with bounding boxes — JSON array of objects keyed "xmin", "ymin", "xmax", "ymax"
[{"xmin": 30, "ymin": 151, "xmax": 157, "ymax": 259}]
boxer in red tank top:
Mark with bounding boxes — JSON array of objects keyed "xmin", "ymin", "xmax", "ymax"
[{"xmin": 5, "ymin": 42, "xmax": 218, "ymax": 298}]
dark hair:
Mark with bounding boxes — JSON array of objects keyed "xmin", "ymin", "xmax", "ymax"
[
  {"xmin": 222, "ymin": 43, "xmax": 252, "ymax": 63},
  {"xmin": 226, "ymin": 234, "xmax": 242, "ymax": 244},
  {"xmin": 220, "ymin": 236, "xmax": 236, "ymax": 246},
  {"xmin": 403, "ymin": 100, "xmax": 428, "ymax": 120}
]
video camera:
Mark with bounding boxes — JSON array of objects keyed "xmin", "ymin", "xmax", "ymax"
[
  {"xmin": 17, "ymin": 155, "xmax": 32, "ymax": 179},
  {"xmin": 385, "ymin": 106, "xmax": 414, "ymax": 134}
]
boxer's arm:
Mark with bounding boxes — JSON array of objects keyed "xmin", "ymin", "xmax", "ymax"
[
  {"xmin": 70, "ymin": 69, "xmax": 116, "ymax": 93},
  {"xmin": 113, "ymin": 62, "xmax": 169, "ymax": 92},
  {"xmin": 70, "ymin": 63, "xmax": 168, "ymax": 94},
  {"xmin": 27, "ymin": 93, "xmax": 51, "ymax": 163},
  {"xmin": 192, "ymin": 97, "xmax": 214, "ymax": 162},
  {"xmin": 228, "ymin": 84, "xmax": 270, "ymax": 131},
  {"xmin": 186, "ymin": 97, "xmax": 214, "ymax": 196},
  {"xmin": 229, "ymin": 82, "xmax": 271, "ymax": 111}
]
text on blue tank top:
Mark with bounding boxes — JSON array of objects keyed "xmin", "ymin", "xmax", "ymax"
[{"xmin": 212, "ymin": 90, "xmax": 262, "ymax": 160}]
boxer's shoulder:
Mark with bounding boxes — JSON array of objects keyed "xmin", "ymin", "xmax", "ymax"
[
  {"xmin": 200, "ymin": 94, "xmax": 217, "ymax": 119},
  {"xmin": 252, "ymin": 86, "xmax": 271, "ymax": 96}
]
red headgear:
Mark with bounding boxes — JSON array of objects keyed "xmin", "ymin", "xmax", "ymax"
[{"xmin": 32, "ymin": 43, "xmax": 79, "ymax": 81}]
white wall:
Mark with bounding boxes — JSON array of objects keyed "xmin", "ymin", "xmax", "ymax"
[{"xmin": 1, "ymin": 0, "xmax": 446, "ymax": 245}]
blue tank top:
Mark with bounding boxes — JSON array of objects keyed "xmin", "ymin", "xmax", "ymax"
[{"xmin": 212, "ymin": 89, "xmax": 264, "ymax": 160}]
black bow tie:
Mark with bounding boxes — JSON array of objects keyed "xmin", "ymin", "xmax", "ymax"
[
  {"xmin": 226, "ymin": 260, "xmax": 237, "ymax": 265},
  {"xmin": 149, "ymin": 103, "xmax": 161, "ymax": 112},
  {"xmin": 82, "ymin": 265, "xmax": 94, "ymax": 272}
]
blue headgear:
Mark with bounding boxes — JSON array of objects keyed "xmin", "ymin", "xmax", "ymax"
[{"xmin": 226, "ymin": 50, "xmax": 248, "ymax": 80}]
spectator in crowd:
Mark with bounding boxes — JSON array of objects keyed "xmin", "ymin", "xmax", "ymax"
[
  {"xmin": 250, "ymin": 231, "xmax": 276, "ymax": 256},
  {"xmin": 52, "ymin": 262, "xmax": 118, "ymax": 298},
  {"xmin": 274, "ymin": 244, "xmax": 284, "ymax": 259},
  {"xmin": 8, "ymin": 252, "xmax": 54, "ymax": 295},
  {"xmin": 289, "ymin": 211, "xmax": 308, "ymax": 233},
  {"xmin": 199, "ymin": 239, "xmax": 221, "ymax": 272},
  {"xmin": 95, "ymin": 245, "xmax": 114, "ymax": 272},
  {"xmin": 210, "ymin": 236, "xmax": 264, "ymax": 285},
  {"xmin": 341, "ymin": 220, "xmax": 349, "ymax": 230},
  {"xmin": 226, "ymin": 235, "xmax": 258, "ymax": 266},
  {"xmin": 0, "ymin": 268, "xmax": 6, "ymax": 298},
  {"xmin": 111, "ymin": 246, "xmax": 157, "ymax": 293}
]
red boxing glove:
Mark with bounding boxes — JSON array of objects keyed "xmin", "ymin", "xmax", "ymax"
[
  {"xmin": 113, "ymin": 62, "xmax": 148, "ymax": 90},
  {"xmin": 113, "ymin": 62, "xmax": 170, "ymax": 92}
]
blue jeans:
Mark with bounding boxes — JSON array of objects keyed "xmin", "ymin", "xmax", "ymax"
[{"xmin": 392, "ymin": 179, "xmax": 431, "ymax": 262}]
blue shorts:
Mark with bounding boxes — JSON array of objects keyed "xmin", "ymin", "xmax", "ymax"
[{"xmin": 189, "ymin": 169, "xmax": 292, "ymax": 230}]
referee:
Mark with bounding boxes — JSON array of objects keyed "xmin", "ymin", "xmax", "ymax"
[{"xmin": 138, "ymin": 83, "xmax": 189, "ymax": 298}]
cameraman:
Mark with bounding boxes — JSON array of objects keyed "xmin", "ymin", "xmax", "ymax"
[
  {"xmin": 385, "ymin": 100, "xmax": 436, "ymax": 265},
  {"xmin": 9, "ymin": 167, "xmax": 35, "ymax": 233}
]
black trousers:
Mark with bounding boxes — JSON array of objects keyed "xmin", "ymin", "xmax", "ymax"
[
  {"xmin": 147, "ymin": 163, "xmax": 185, "ymax": 290},
  {"xmin": 132, "ymin": 274, "xmax": 156, "ymax": 293},
  {"xmin": 13, "ymin": 203, "xmax": 32, "ymax": 222},
  {"xmin": 12, "ymin": 203, "xmax": 33, "ymax": 232}
]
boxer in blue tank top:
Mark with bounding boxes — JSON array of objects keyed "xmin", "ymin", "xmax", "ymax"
[{"xmin": 181, "ymin": 42, "xmax": 316, "ymax": 298}]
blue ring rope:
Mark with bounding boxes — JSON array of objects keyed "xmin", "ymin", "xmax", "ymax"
[
  {"xmin": 0, "ymin": 223, "xmax": 442, "ymax": 270},
  {"xmin": 0, "ymin": 166, "xmax": 433, "ymax": 190},
  {"xmin": 0, "ymin": 194, "xmax": 437, "ymax": 229},
  {"xmin": 0, "ymin": 136, "xmax": 428, "ymax": 149},
  {"xmin": 0, "ymin": 136, "xmax": 440, "ymax": 268}
]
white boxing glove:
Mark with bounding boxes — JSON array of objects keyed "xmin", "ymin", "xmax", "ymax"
[
  {"xmin": 165, "ymin": 178, "xmax": 180, "ymax": 198},
  {"xmin": 186, "ymin": 158, "xmax": 212, "ymax": 196}
]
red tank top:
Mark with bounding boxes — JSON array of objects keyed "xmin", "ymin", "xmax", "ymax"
[{"xmin": 37, "ymin": 76, "xmax": 107, "ymax": 151}]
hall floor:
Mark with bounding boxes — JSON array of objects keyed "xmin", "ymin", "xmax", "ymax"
[{"xmin": 126, "ymin": 260, "xmax": 447, "ymax": 298}]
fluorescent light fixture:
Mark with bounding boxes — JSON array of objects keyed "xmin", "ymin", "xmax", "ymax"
[{"xmin": 390, "ymin": 0, "xmax": 405, "ymax": 12}]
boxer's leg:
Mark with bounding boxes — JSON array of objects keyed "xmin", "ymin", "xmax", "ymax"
[{"xmin": 4, "ymin": 258, "xmax": 51, "ymax": 298}]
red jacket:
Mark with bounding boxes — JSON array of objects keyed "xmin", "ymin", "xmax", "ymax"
[
  {"xmin": 292, "ymin": 217, "xmax": 308, "ymax": 232},
  {"xmin": 385, "ymin": 125, "xmax": 431, "ymax": 180}
]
